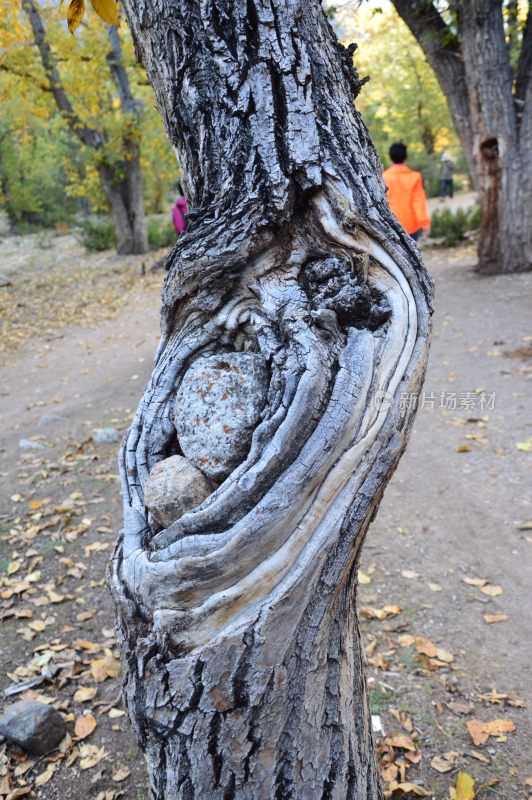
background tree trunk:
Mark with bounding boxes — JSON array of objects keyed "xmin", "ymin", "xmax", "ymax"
[
  {"xmin": 105, "ymin": 26, "xmax": 148, "ymax": 255},
  {"xmin": 110, "ymin": 0, "xmax": 433, "ymax": 797},
  {"xmin": 456, "ymin": 0, "xmax": 532, "ymax": 275},
  {"xmin": 23, "ymin": 0, "xmax": 148, "ymax": 255},
  {"xmin": 392, "ymin": 0, "xmax": 532, "ymax": 275}
]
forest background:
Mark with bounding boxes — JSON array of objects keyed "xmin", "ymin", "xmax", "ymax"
[{"xmin": 0, "ymin": 0, "xmax": 466, "ymax": 245}]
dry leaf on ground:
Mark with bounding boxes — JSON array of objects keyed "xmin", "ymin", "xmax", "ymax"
[
  {"xmin": 455, "ymin": 771, "xmax": 475, "ymax": 800},
  {"xmin": 482, "ymin": 719, "xmax": 516, "ymax": 736},
  {"xmin": 34, "ymin": 763, "xmax": 56, "ymax": 787},
  {"xmin": 462, "ymin": 577, "xmax": 487, "ymax": 587},
  {"xmin": 466, "ymin": 719, "xmax": 489, "ymax": 746},
  {"xmin": 385, "ymin": 733, "xmax": 417, "ymax": 752},
  {"xmin": 360, "ymin": 605, "xmax": 402, "ymax": 620},
  {"xmin": 479, "ymin": 584, "xmax": 503, "ymax": 597},
  {"xmin": 112, "ymin": 766, "xmax": 131, "ymax": 782},
  {"xmin": 74, "ymin": 686, "xmax": 98, "ymax": 703},
  {"xmin": 431, "ymin": 751, "xmax": 459, "ymax": 773},
  {"xmin": 387, "ymin": 782, "xmax": 430, "ymax": 797},
  {"xmin": 483, "ymin": 614, "xmax": 508, "ymax": 624},
  {"xmin": 90, "ymin": 655, "xmax": 120, "ymax": 682},
  {"xmin": 75, "ymin": 713, "xmax": 97, "ymax": 739}
]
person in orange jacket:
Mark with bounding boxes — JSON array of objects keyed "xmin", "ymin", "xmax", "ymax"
[{"xmin": 383, "ymin": 142, "xmax": 431, "ymax": 241}]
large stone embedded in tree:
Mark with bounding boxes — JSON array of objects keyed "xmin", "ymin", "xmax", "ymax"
[
  {"xmin": 174, "ymin": 352, "xmax": 269, "ymax": 482},
  {"xmin": 0, "ymin": 700, "xmax": 66, "ymax": 754},
  {"xmin": 144, "ymin": 455, "xmax": 212, "ymax": 528}
]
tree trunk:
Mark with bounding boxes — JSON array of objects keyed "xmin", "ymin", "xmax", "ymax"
[
  {"xmin": 98, "ymin": 150, "xmax": 147, "ymax": 255},
  {"xmin": 456, "ymin": 0, "xmax": 532, "ymax": 275},
  {"xmin": 392, "ymin": 0, "xmax": 532, "ymax": 275},
  {"xmin": 105, "ymin": 26, "xmax": 148, "ymax": 255},
  {"xmin": 109, "ymin": 1, "xmax": 433, "ymax": 797}
]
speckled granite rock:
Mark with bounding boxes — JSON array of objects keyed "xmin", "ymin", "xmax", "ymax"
[
  {"xmin": 174, "ymin": 352, "xmax": 269, "ymax": 482},
  {"xmin": 0, "ymin": 700, "xmax": 66, "ymax": 754},
  {"xmin": 144, "ymin": 455, "xmax": 213, "ymax": 528}
]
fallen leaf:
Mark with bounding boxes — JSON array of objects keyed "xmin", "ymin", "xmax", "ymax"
[
  {"xmin": 75, "ymin": 639, "xmax": 101, "ymax": 653},
  {"xmin": 108, "ymin": 707, "xmax": 126, "ymax": 719},
  {"xmin": 75, "ymin": 713, "xmax": 97, "ymax": 739},
  {"xmin": 74, "ymin": 686, "xmax": 98, "ymax": 703},
  {"xmin": 112, "ymin": 766, "xmax": 131, "ymax": 782},
  {"xmin": 462, "ymin": 577, "xmax": 487, "ymax": 587},
  {"xmin": 455, "ymin": 771, "xmax": 475, "ymax": 800},
  {"xmin": 76, "ymin": 610, "xmax": 96, "ymax": 622},
  {"xmin": 385, "ymin": 733, "xmax": 416, "ymax": 751},
  {"xmin": 428, "ymin": 582, "xmax": 442, "ymax": 592},
  {"xmin": 90, "ymin": 655, "xmax": 120, "ymax": 682},
  {"xmin": 415, "ymin": 637, "xmax": 438, "ymax": 658},
  {"xmin": 482, "ymin": 719, "xmax": 515, "ymax": 736},
  {"xmin": 466, "ymin": 719, "xmax": 489, "ymax": 746},
  {"xmin": 483, "ymin": 614, "xmax": 508, "ymax": 624},
  {"xmin": 79, "ymin": 744, "xmax": 108, "ymax": 770},
  {"xmin": 35, "ymin": 763, "xmax": 56, "ymax": 787},
  {"xmin": 479, "ymin": 584, "xmax": 503, "ymax": 597},
  {"xmin": 47, "ymin": 590, "xmax": 66, "ymax": 603},
  {"xmin": 457, "ymin": 444, "xmax": 471, "ymax": 452},
  {"xmin": 28, "ymin": 620, "xmax": 46, "ymax": 632},
  {"xmin": 516, "ymin": 438, "xmax": 532, "ymax": 452},
  {"xmin": 469, "ymin": 750, "xmax": 490, "ymax": 764},
  {"xmin": 431, "ymin": 752, "xmax": 459, "ymax": 773},
  {"xmin": 360, "ymin": 605, "xmax": 402, "ymax": 620},
  {"xmin": 515, "ymin": 521, "xmax": 532, "ymax": 531},
  {"xmin": 448, "ymin": 702, "xmax": 473, "ymax": 716},
  {"xmin": 5, "ymin": 787, "xmax": 33, "ymax": 799},
  {"xmin": 358, "ymin": 570, "xmax": 372, "ymax": 584},
  {"xmin": 397, "ymin": 634, "xmax": 416, "ymax": 647},
  {"xmin": 387, "ymin": 782, "xmax": 430, "ymax": 797},
  {"xmin": 401, "ymin": 570, "xmax": 418, "ymax": 579},
  {"xmin": 389, "ymin": 709, "xmax": 413, "ymax": 732}
]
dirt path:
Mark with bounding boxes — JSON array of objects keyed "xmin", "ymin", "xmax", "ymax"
[
  {"xmin": 0, "ymin": 237, "xmax": 531, "ymax": 799},
  {"xmin": 428, "ymin": 190, "xmax": 478, "ymax": 214}
]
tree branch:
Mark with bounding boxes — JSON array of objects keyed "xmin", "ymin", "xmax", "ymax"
[
  {"xmin": 106, "ymin": 27, "xmax": 143, "ymax": 117},
  {"xmin": 21, "ymin": 0, "xmax": 104, "ymax": 150},
  {"xmin": 0, "ymin": 63, "xmax": 52, "ymax": 93}
]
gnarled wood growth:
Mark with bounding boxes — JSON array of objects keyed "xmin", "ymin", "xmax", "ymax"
[{"xmin": 110, "ymin": 0, "xmax": 433, "ymax": 797}]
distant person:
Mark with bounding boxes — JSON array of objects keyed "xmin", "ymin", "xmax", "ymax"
[
  {"xmin": 172, "ymin": 195, "xmax": 188, "ymax": 235},
  {"xmin": 383, "ymin": 142, "xmax": 430, "ymax": 241},
  {"xmin": 440, "ymin": 152, "xmax": 456, "ymax": 200}
]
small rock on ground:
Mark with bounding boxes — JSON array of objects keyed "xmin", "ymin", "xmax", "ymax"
[
  {"xmin": 92, "ymin": 427, "xmax": 121, "ymax": 444},
  {"xmin": 0, "ymin": 700, "xmax": 66, "ymax": 755}
]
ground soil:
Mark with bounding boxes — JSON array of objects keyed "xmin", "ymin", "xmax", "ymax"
[{"xmin": 0, "ymin": 224, "xmax": 530, "ymax": 799}]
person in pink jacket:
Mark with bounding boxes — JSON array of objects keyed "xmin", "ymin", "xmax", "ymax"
[{"xmin": 172, "ymin": 196, "xmax": 187, "ymax": 234}]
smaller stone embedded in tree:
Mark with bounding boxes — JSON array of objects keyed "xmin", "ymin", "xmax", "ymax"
[
  {"xmin": 144, "ymin": 455, "xmax": 213, "ymax": 529},
  {"xmin": 173, "ymin": 352, "xmax": 269, "ymax": 482}
]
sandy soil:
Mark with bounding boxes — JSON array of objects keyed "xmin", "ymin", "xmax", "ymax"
[{"xmin": 0, "ymin": 230, "xmax": 530, "ymax": 799}]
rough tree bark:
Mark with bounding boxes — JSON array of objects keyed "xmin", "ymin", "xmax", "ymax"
[
  {"xmin": 393, "ymin": 0, "xmax": 532, "ymax": 275},
  {"xmin": 109, "ymin": 1, "xmax": 433, "ymax": 798},
  {"xmin": 22, "ymin": 0, "xmax": 148, "ymax": 254}
]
